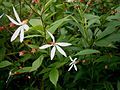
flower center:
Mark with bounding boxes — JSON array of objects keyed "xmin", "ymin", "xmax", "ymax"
[
  {"xmin": 22, "ymin": 19, "xmax": 28, "ymax": 24},
  {"xmin": 48, "ymin": 42, "xmax": 56, "ymax": 46}
]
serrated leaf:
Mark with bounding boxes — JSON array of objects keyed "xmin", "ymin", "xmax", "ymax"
[
  {"xmin": 30, "ymin": 55, "xmax": 44, "ymax": 72},
  {"xmin": 0, "ymin": 61, "xmax": 12, "ymax": 68},
  {"xmin": 75, "ymin": 49, "xmax": 100, "ymax": 56},
  {"xmin": 49, "ymin": 68, "xmax": 59, "ymax": 86}
]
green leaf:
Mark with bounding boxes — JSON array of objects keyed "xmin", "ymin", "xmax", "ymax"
[
  {"xmin": 44, "ymin": 0, "xmax": 53, "ymax": 10},
  {"xmin": 47, "ymin": 16, "xmax": 70, "ymax": 39},
  {"xmin": 27, "ymin": 44, "xmax": 39, "ymax": 49},
  {"xmin": 30, "ymin": 55, "xmax": 44, "ymax": 72},
  {"xmin": 48, "ymin": 61, "xmax": 67, "ymax": 68},
  {"xmin": 0, "ymin": 47, "xmax": 6, "ymax": 61},
  {"xmin": 16, "ymin": 67, "xmax": 32, "ymax": 73},
  {"xmin": 20, "ymin": 54, "xmax": 32, "ymax": 62},
  {"xmin": 117, "ymin": 81, "xmax": 120, "ymax": 90},
  {"xmin": 107, "ymin": 14, "xmax": 120, "ymax": 21},
  {"xmin": 24, "ymin": 35, "xmax": 41, "ymax": 39},
  {"xmin": 29, "ymin": 19, "xmax": 42, "ymax": 26},
  {"xmin": 85, "ymin": 14, "xmax": 99, "ymax": 20},
  {"xmin": 97, "ymin": 21, "xmax": 120, "ymax": 40},
  {"xmin": 95, "ymin": 33, "xmax": 120, "ymax": 47},
  {"xmin": 49, "ymin": 68, "xmax": 59, "ymax": 86},
  {"xmin": 85, "ymin": 14, "xmax": 100, "ymax": 27},
  {"xmin": 0, "ymin": 61, "xmax": 12, "ymax": 68},
  {"xmin": 104, "ymin": 82, "xmax": 114, "ymax": 90},
  {"xmin": 39, "ymin": 68, "xmax": 51, "ymax": 75},
  {"xmin": 88, "ymin": 18, "xmax": 100, "ymax": 27},
  {"xmin": 75, "ymin": 49, "xmax": 100, "ymax": 56}
]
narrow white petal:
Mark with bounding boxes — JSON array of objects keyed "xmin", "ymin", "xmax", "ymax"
[
  {"xmin": 20, "ymin": 27, "xmax": 24, "ymax": 43},
  {"xmin": 39, "ymin": 44, "xmax": 52, "ymax": 49},
  {"xmin": 51, "ymin": 46, "xmax": 56, "ymax": 60},
  {"xmin": 0, "ymin": 14, "xmax": 4, "ymax": 18},
  {"xmin": 74, "ymin": 64, "xmax": 77, "ymax": 71},
  {"xmin": 47, "ymin": 31, "xmax": 55, "ymax": 42},
  {"xmin": 56, "ymin": 45, "xmax": 67, "ymax": 57},
  {"xmin": 56, "ymin": 42, "xmax": 72, "ymax": 47},
  {"xmin": 74, "ymin": 58, "xmax": 77, "ymax": 61},
  {"xmin": 23, "ymin": 24, "xmax": 29, "ymax": 31},
  {"xmin": 6, "ymin": 15, "xmax": 20, "ymax": 25},
  {"xmin": 69, "ymin": 62, "xmax": 73, "ymax": 66},
  {"xmin": 11, "ymin": 27, "xmax": 21, "ymax": 42},
  {"xmin": 13, "ymin": 7, "xmax": 22, "ymax": 24},
  {"xmin": 69, "ymin": 56, "xmax": 73, "ymax": 61},
  {"xmin": 68, "ymin": 65, "xmax": 73, "ymax": 71}
]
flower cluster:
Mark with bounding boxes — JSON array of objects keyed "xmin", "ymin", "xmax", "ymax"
[
  {"xmin": 0, "ymin": 6, "xmax": 78, "ymax": 72},
  {"xmin": 39, "ymin": 31, "xmax": 78, "ymax": 71}
]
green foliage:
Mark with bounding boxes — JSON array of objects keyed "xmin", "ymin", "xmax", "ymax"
[
  {"xmin": 0, "ymin": 0, "xmax": 120, "ymax": 90},
  {"xmin": 49, "ymin": 68, "xmax": 59, "ymax": 87},
  {"xmin": 0, "ymin": 61, "xmax": 12, "ymax": 68}
]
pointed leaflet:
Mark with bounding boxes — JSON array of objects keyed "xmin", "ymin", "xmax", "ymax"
[
  {"xmin": 16, "ymin": 67, "xmax": 32, "ymax": 73},
  {"xmin": 56, "ymin": 42, "xmax": 72, "ymax": 47},
  {"xmin": 49, "ymin": 68, "xmax": 59, "ymax": 86},
  {"xmin": 75, "ymin": 49, "xmax": 100, "ymax": 56},
  {"xmin": 20, "ymin": 27, "xmax": 24, "ymax": 42},
  {"xmin": 13, "ymin": 7, "xmax": 22, "ymax": 24},
  {"xmin": 0, "ymin": 61, "xmax": 12, "ymax": 68},
  {"xmin": 6, "ymin": 15, "xmax": 20, "ymax": 25},
  {"xmin": 31, "ymin": 55, "xmax": 44, "ymax": 72},
  {"xmin": 11, "ymin": 26, "xmax": 21, "ymax": 42},
  {"xmin": 56, "ymin": 45, "xmax": 67, "ymax": 57},
  {"xmin": 46, "ymin": 16, "xmax": 70, "ymax": 39},
  {"xmin": 51, "ymin": 46, "xmax": 56, "ymax": 60},
  {"xmin": 39, "ymin": 44, "xmax": 52, "ymax": 49}
]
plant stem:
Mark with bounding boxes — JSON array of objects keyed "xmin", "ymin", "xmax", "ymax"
[{"xmin": 24, "ymin": 0, "xmax": 47, "ymax": 43}]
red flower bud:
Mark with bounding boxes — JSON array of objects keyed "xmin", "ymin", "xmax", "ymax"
[
  {"xmin": 80, "ymin": 0, "xmax": 84, "ymax": 2},
  {"xmin": 0, "ymin": 26, "xmax": 4, "ymax": 31},
  {"xmin": 32, "ymin": 0, "xmax": 39, "ymax": 3},
  {"xmin": 19, "ymin": 50, "xmax": 26, "ymax": 56},
  {"xmin": 9, "ymin": 22, "xmax": 16, "ymax": 27}
]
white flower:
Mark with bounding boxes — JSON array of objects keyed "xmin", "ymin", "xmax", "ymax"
[
  {"xmin": 66, "ymin": 0, "xmax": 75, "ymax": 2},
  {"xmin": 68, "ymin": 56, "xmax": 78, "ymax": 71},
  {"xmin": 0, "ymin": 14, "xmax": 4, "ymax": 19},
  {"xmin": 39, "ymin": 31, "xmax": 72, "ymax": 60},
  {"xmin": 6, "ymin": 7, "xmax": 29, "ymax": 42}
]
